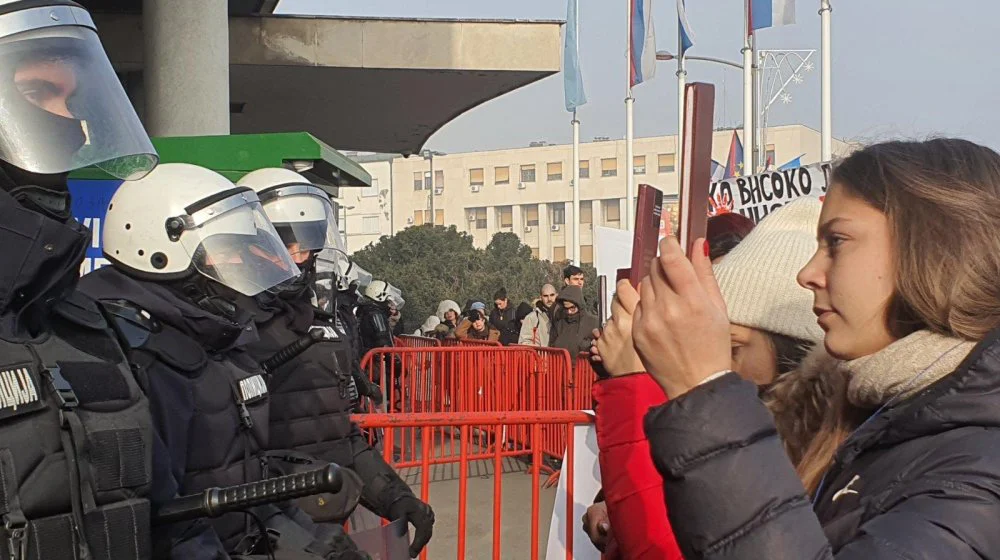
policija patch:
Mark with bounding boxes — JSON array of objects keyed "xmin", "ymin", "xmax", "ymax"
[
  {"xmin": 0, "ymin": 364, "xmax": 43, "ymax": 421},
  {"xmin": 238, "ymin": 375, "xmax": 269, "ymax": 405}
]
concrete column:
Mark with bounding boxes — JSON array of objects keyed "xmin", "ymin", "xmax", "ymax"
[
  {"xmin": 618, "ymin": 198, "xmax": 628, "ymax": 230},
  {"xmin": 512, "ymin": 205, "xmax": 523, "ymax": 232},
  {"xmin": 143, "ymin": 0, "xmax": 230, "ymax": 136},
  {"xmin": 486, "ymin": 205, "xmax": 497, "ymax": 237},
  {"xmin": 538, "ymin": 203, "xmax": 551, "ymax": 260}
]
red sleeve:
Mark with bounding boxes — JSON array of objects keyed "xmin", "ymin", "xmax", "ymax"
[{"xmin": 594, "ymin": 374, "xmax": 684, "ymax": 560}]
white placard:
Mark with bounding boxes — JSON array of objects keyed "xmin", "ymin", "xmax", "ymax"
[{"xmin": 545, "ymin": 417, "xmax": 603, "ymax": 560}]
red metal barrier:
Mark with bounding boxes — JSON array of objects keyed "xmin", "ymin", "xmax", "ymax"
[
  {"xmin": 352, "ymin": 411, "xmax": 593, "ymax": 560},
  {"xmin": 458, "ymin": 339, "xmax": 503, "ymax": 347},
  {"xmin": 396, "ymin": 335, "xmax": 442, "ymax": 348}
]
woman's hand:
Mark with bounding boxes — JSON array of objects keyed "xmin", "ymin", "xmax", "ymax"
[
  {"xmin": 582, "ymin": 501, "xmax": 612, "ymax": 552},
  {"xmin": 592, "ymin": 280, "xmax": 646, "ymax": 376},
  {"xmin": 633, "ymin": 236, "xmax": 732, "ymax": 398}
]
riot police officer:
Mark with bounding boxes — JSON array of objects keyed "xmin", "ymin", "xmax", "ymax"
[
  {"xmin": 0, "ymin": 2, "xmax": 161, "ymax": 558},
  {"xmin": 78, "ymin": 163, "xmax": 368, "ymax": 559},
  {"xmin": 235, "ymin": 168, "xmax": 434, "ymax": 559}
]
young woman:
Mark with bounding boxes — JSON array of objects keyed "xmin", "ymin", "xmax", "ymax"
[
  {"xmin": 587, "ymin": 198, "xmax": 823, "ymax": 558},
  {"xmin": 635, "ymin": 139, "xmax": 1000, "ymax": 558}
]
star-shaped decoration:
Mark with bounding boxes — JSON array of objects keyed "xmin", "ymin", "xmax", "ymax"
[
  {"xmin": 803, "ymin": 61, "xmax": 815, "ymax": 72},
  {"xmin": 780, "ymin": 92, "xmax": 793, "ymax": 104},
  {"xmin": 792, "ymin": 74, "xmax": 804, "ymax": 84}
]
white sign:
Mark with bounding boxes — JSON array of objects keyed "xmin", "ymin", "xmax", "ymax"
[
  {"xmin": 708, "ymin": 161, "xmax": 832, "ymax": 223},
  {"xmin": 545, "ymin": 417, "xmax": 603, "ymax": 560},
  {"xmin": 593, "ymin": 227, "xmax": 633, "ymax": 324}
]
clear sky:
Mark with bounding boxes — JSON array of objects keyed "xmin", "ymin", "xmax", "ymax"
[{"xmin": 275, "ymin": 0, "xmax": 1000, "ymax": 154}]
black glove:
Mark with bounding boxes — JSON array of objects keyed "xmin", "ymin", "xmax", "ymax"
[{"xmin": 387, "ymin": 495, "xmax": 435, "ymax": 558}]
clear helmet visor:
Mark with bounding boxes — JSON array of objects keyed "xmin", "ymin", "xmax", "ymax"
[
  {"xmin": 0, "ymin": 25, "xmax": 157, "ymax": 179},
  {"xmin": 315, "ymin": 247, "xmax": 373, "ymax": 292},
  {"xmin": 180, "ymin": 197, "xmax": 299, "ymax": 296},
  {"xmin": 384, "ymin": 283, "xmax": 405, "ymax": 311},
  {"xmin": 261, "ymin": 186, "xmax": 345, "ymax": 264}
]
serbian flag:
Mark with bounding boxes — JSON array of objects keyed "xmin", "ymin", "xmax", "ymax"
[
  {"xmin": 630, "ymin": 0, "xmax": 657, "ymax": 87},
  {"xmin": 750, "ymin": 0, "xmax": 796, "ymax": 32},
  {"xmin": 724, "ymin": 131, "xmax": 744, "ymax": 178}
]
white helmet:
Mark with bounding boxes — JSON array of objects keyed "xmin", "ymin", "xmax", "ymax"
[
  {"xmin": 364, "ymin": 280, "xmax": 404, "ymax": 310},
  {"xmin": 102, "ymin": 163, "xmax": 299, "ymax": 296},
  {"xmin": 236, "ymin": 167, "xmax": 345, "ymax": 263}
]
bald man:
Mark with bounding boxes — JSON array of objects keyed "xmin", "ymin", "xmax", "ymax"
[{"xmin": 519, "ymin": 283, "xmax": 558, "ymax": 346}]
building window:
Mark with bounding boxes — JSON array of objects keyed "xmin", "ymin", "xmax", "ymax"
[
  {"xmin": 413, "ymin": 210, "xmax": 426, "ymax": 225},
  {"xmin": 633, "ymin": 155, "xmax": 646, "ymax": 175},
  {"xmin": 579, "ymin": 160, "xmax": 590, "ymax": 179},
  {"xmin": 413, "ymin": 172, "xmax": 423, "ymax": 190},
  {"xmin": 524, "ymin": 205, "xmax": 539, "ymax": 227},
  {"xmin": 495, "ymin": 166, "xmax": 510, "ymax": 185},
  {"xmin": 766, "ymin": 144, "xmax": 776, "ymax": 168},
  {"xmin": 581, "ymin": 245, "xmax": 594, "ymax": 265},
  {"xmin": 547, "ymin": 162, "xmax": 563, "ymax": 181},
  {"xmin": 553, "ymin": 246, "xmax": 567, "ymax": 263},
  {"xmin": 603, "ymin": 199, "xmax": 621, "ymax": 225},
  {"xmin": 498, "ymin": 206, "xmax": 513, "ymax": 228},
  {"xmin": 435, "ymin": 209, "xmax": 444, "ymax": 226},
  {"xmin": 579, "ymin": 202, "xmax": 593, "ymax": 224},
  {"xmin": 601, "ymin": 158, "xmax": 618, "ymax": 177},
  {"xmin": 468, "ymin": 207, "xmax": 487, "ymax": 230},
  {"xmin": 658, "ymin": 153, "xmax": 676, "ymax": 173},
  {"xmin": 520, "ymin": 164, "xmax": 536, "ymax": 183},
  {"xmin": 362, "ymin": 216, "xmax": 379, "ymax": 234},
  {"xmin": 551, "ymin": 202, "xmax": 566, "ymax": 226},
  {"xmin": 470, "ymin": 168, "xmax": 484, "ymax": 187},
  {"xmin": 530, "ymin": 247, "xmax": 539, "ymax": 259},
  {"xmin": 362, "ymin": 177, "xmax": 378, "ymax": 197},
  {"xmin": 434, "ymin": 170, "xmax": 444, "ymax": 189}
]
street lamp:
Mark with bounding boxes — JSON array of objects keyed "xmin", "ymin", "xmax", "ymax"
[
  {"xmin": 339, "ymin": 204, "xmax": 355, "ymax": 248},
  {"xmin": 656, "ymin": 50, "xmax": 744, "ymax": 71},
  {"xmin": 421, "ymin": 149, "xmax": 446, "ymax": 226}
]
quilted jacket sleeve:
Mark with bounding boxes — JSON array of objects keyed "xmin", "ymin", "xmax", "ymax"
[{"xmin": 594, "ymin": 374, "xmax": 683, "ymax": 560}]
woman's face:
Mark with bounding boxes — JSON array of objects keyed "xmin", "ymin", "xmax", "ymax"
[
  {"xmin": 798, "ymin": 185, "xmax": 897, "ymax": 359},
  {"xmin": 730, "ymin": 324, "xmax": 778, "ymax": 386},
  {"xmin": 445, "ymin": 310, "xmax": 458, "ymax": 323},
  {"xmin": 472, "ymin": 317, "xmax": 486, "ymax": 330}
]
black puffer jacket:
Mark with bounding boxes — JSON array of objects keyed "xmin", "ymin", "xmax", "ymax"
[{"xmin": 645, "ymin": 328, "xmax": 1000, "ymax": 559}]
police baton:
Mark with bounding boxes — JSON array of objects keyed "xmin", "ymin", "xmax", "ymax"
[{"xmin": 153, "ymin": 464, "xmax": 344, "ymax": 525}]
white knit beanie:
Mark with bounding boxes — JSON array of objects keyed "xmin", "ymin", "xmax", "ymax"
[{"xmin": 713, "ymin": 197, "xmax": 825, "ymax": 345}]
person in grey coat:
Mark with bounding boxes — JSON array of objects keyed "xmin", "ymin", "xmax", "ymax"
[{"xmin": 519, "ymin": 284, "xmax": 558, "ymax": 346}]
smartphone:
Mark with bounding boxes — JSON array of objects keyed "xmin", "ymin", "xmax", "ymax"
[
  {"xmin": 677, "ymin": 82, "xmax": 716, "ymax": 256},
  {"xmin": 620, "ymin": 184, "xmax": 664, "ymax": 288}
]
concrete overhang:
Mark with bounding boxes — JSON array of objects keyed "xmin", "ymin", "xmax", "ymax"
[{"xmin": 93, "ymin": 13, "xmax": 562, "ymax": 156}]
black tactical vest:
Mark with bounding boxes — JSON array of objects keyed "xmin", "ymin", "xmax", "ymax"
[
  {"xmin": 0, "ymin": 291, "xmax": 152, "ymax": 560},
  {"xmin": 106, "ymin": 301, "xmax": 270, "ymax": 551},
  {"xmin": 240, "ymin": 295, "xmax": 359, "ymax": 464}
]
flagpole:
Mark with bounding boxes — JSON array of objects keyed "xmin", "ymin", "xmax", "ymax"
[
  {"xmin": 572, "ymin": 110, "xmax": 581, "ymax": 266},
  {"xmin": 625, "ymin": 1, "xmax": 635, "ymax": 231},
  {"xmin": 820, "ymin": 0, "xmax": 833, "ymax": 160},
  {"xmin": 742, "ymin": 0, "xmax": 755, "ymax": 175},
  {"xmin": 677, "ymin": 20, "xmax": 686, "ymax": 183}
]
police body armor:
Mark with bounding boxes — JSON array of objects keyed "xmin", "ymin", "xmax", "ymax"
[
  {"xmin": 234, "ymin": 289, "xmax": 417, "ymax": 524},
  {"xmin": 0, "ymin": 291, "xmax": 152, "ymax": 560},
  {"xmin": 105, "ymin": 298, "xmax": 270, "ymax": 551}
]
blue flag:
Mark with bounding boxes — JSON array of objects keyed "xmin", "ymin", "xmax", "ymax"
[
  {"xmin": 678, "ymin": 0, "xmax": 695, "ymax": 54},
  {"xmin": 778, "ymin": 154, "xmax": 805, "ymax": 170},
  {"xmin": 563, "ymin": 0, "xmax": 587, "ymax": 112}
]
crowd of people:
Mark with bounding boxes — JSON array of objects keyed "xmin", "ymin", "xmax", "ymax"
[{"xmin": 409, "ymin": 265, "xmax": 600, "ymax": 356}]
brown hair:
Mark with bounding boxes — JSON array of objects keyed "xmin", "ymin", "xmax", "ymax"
[
  {"xmin": 777, "ymin": 138, "xmax": 1000, "ymax": 494},
  {"xmin": 832, "ymin": 138, "xmax": 1000, "ymax": 340}
]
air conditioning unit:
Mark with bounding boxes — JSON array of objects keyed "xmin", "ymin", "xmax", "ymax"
[
  {"xmin": 434, "ymin": 186, "xmax": 444, "ymax": 195},
  {"xmin": 551, "ymin": 225, "xmax": 561, "ymax": 232},
  {"xmin": 470, "ymin": 185, "xmax": 481, "ymax": 193},
  {"xmin": 517, "ymin": 182, "xmax": 527, "ymax": 190},
  {"xmin": 468, "ymin": 214, "xmax": 476, "ymax": 222},
  {"xmin": 406, "ymin": 217, "xmax": 414, "ymax": 225},
  {"xmin": 524, "ymin": 226, "xmax": 533, "ymax": 233}
]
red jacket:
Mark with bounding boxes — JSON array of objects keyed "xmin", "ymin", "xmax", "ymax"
[{"xmin": 594, "ymin": 374, "xmax": 683, "ymax": 560}]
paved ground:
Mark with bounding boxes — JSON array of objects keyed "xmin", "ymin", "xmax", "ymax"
[{"xmin": 352, "ymin": 428, "xmax": 559, "ymax": 559}]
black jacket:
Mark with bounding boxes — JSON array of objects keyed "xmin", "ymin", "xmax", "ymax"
[
  {"xmin": 489, "ymin": 305, "xmax": 519, "ymax": 345},
  {"xmin": 550, "ymin": 285, "xmax": 598, "ymax": 354},
  {"xmin": 645, "ymin": 328, "xmax": 1000, "ymax": 559}
]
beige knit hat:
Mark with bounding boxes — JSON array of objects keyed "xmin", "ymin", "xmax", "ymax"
[{"xmin": 713, "ymin": 197, "xmax": 825, "ymax": 344}]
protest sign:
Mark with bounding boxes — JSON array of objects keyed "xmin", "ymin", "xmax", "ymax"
[
  {"xmin": 545, "ymin": 416, "xmax": 602, "ymax": 560},
  {"xmin": 707, "ymin": 161, "xmax": 832, "ymax": 223}
]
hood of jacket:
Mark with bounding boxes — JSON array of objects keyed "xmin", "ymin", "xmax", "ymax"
[
  {"xmin": 436, "ymin": 299, "xmax": 461, "ymax": 322},
  {"xmin": 78, "ymin": 266, "xmax": 258, "ymax": 352},
  {"xmin": 558, "ymin": 285, "xmax": 585, "ymax": 308}
]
